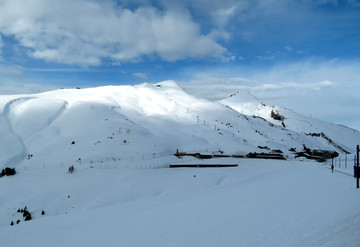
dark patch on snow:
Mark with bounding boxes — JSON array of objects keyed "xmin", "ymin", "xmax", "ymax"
[
  {"xmin": 305, "ymin": 132, "xmax": 350, "ymax": 154},
  {"xmin": 270, "ymin": 110, "xmax": 285, "ymax": 121},
  {"xmin": 0, "ymin": 167, "xmax": 16, "ymax": 178}
]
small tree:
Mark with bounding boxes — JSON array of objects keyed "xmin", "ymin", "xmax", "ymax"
[
  {"xmin": 68, "ymin": 165, "xmax": 74, "ymax": 173},
  {"xmin": 24, "ymin": 214, "xmax": 32, "ymax": 221}
]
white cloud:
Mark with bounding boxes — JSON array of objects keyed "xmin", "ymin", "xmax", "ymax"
[
  {"xmin": 256, "ymin": 55, "xmax": 276, "ymax": 61},
  {"xmin": 187, "ymin": 77, "xmax": 249, "ymax": 86},
  {"xmin": 180, "ymin": 77, "xmax": 337, "ymax": 100},
  {"xmin": 180, "ymin": 77, "xmax": 251, "ymax": 100},
  {"xmin": 0, "ymin": 0, "xmax": 227, "ymax": 66},
  {"xmin": 318, "ymin": 80, "xmax": 336, "ymax": 87},
  {"xmin": 212, "ymin": 5, "xmax": 239, "ymax": 28},
  {"xmin": 145, "ymin": 9, "xmax": 226, "ymax": 61},
  {"xmin": 253, "ymin": 80, "xmax": 336, "ymax": 91},
  {"xmin": 0, "ymin": 64, "xmax": 57, "ymax": 95},
  {"xmin": 0, "ymin": 82, "xmax": 57, "ymax": 95},
  {"xmin": 0, "ymin": 35, "xmax": 3, "ymax": 61},
  {"xmin": 180, "ymin": 0, "xmax": 249, "ymax": 25},
  {"xmin": 313, "ymin": 0, "xmax": 339, "ymax": 5},
  {"xmin": 208, "ymin": 29, "xmax": 231, "ymax": 41},
  {"xmin": 132, "ymin": 72, "xmax": 148, "ymax": 79},
  {"xmin": 0, "ymin": 64, "xmax": 24, "ymax": 78}
]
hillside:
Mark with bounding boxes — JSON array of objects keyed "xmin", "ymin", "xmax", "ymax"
[
  {"xmin": 1, "ymin": 81, "xmax": 360, "ymax": 246},
  {"xmin": 0, "ymin": 81, "xmax": 359, "ymax": 170},
  {"xmin": 220, "ymin": 91, "xmax": 358, "ymax": 154}
]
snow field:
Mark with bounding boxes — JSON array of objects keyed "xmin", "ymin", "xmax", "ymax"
[
  {"xmin": 0, "ymin": 81, "xmax": 360, "ymax": 246},
  {"xmin": 1, "ymin": 159, "xmax": 360, "ymax": 247}
]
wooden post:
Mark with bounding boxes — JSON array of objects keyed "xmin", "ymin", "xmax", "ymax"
[
  {"xmin": 339, "ymin": 157, "xmax": 341, "ymax": 168},
  {"xmin": 345, "ymin": 155, "xmax": 347, "ymax": 169}
]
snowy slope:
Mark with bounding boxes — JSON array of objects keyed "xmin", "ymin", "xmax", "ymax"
[
  {"xmin": 1, "ymin": 159, "xmax": 360, "ymax": 247},
  {"xmin": 1, "ymin": 81, "xmax": 360, "ymax": 246},
  {"xmin": 0, "ymin": 80, "xmax": 359, "ymax": 170},
  {"xmin": 220, "ymin": 90, "xmax": 360, "ymax": 154}
]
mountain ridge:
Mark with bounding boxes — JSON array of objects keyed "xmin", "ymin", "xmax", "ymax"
[{"xmin": 0, "ymin": 80, "xmax": 358, "ymax": 169}]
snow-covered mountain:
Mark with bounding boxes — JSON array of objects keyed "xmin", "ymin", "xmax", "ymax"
[
  {"xmin": 220, "ymin": 90, "xmax": 359, "ymax": 154},
  {"xmin": 0, "ymin": 80, "xmax": 359, "ymax": 170},
  {"xmin": 1, "ymin": 81, "xmax": 360, "ymax": 247}
]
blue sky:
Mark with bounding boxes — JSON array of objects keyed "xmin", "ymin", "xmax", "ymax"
[{"xmin": 0, "ymin": 0, "xmax": 359, "ymax": 130}]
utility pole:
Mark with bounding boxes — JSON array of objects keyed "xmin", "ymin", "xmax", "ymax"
[{"xmin": 357, "ymin": 145, "xmax": 359, "ymax": 189}]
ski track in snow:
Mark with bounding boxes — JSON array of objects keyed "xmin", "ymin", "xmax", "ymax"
[
  {"xmin": 1, "ymin": 97, "xmax": 69, "ymax": 167},
  {"xmin": 46, "ymin": 101, "xmax": 68, "ymax": 130},
  {"xmin": 1, "ymin": 97, "xmax": 35, "ymax": 167},
  {"xmin": 28, "ymin": 100, "xmax": 69, "ymax": 139},
  {"xmin": 292, "ymin": 212, "xmax": 360, "ymax": 247},
  {"xmin": 217, "ymin": 175, "xmax": 227, "ymax": 186}
]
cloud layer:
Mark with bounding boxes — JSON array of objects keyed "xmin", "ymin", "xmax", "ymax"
[
  {"xmin": 0, "ymin": 0, "xmax": 226, "ymax": 66},
  {"xmin": 0, "ymin": 0, "xmax": 359, "ymax": 66},
  {"xmin": 180, "ymin": 59, "xmax": 360, "ymax": 129},
  {"xmin": 180, "ymin": 59, "xmax": 360, "ymax": 100}
]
